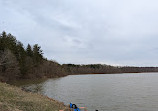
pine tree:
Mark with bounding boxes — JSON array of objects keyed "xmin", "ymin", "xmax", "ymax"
[
  {"xmin": 16, "ymin": 41, "xmax": 27, "ymax": 76},
  {"xmin": 33, "ymin": 44, "xmax": 43, "ymax": 65},
  {"xmin": 26, "ymin": 44, "xmax": 33, "ymax": 57},
  {"xmin": 0, "ymin": 31, "xmax": 7, "ymax": 51}
]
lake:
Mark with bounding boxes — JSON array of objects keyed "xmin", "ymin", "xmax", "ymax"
[{"xmin": 15, "ymin": 73, "xmax": 158, "ymax": 111}]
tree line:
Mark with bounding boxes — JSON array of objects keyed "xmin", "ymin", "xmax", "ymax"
[
  {"xmin": 1, "ymin": 31, "xmax": 158, "ymax": 82},
  {"xmin": 0, "ymin": 31, "xmax": 66, "ymax": 82},
  {"xmin": 63, "ymin": 64, "xmax": 158, "ymax": 74}
]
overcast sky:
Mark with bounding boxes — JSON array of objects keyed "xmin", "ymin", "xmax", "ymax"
[{"xmin": 1, "ymin": 0, "xmax": 158, "ymax": 66}]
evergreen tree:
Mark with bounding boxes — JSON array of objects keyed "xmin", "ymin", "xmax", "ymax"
[
  {"xmin": 16, "ymin": 41, "xmax": 27, "ymax": 76},
  {"xmin": 26, "ymin": 44, "xmax": 33, "ymax": 57},
  {"xmin": 33, "ymin": 44, "xmax": 43, "ymax": 65},
  {"xmin": 0, "ymin": 31, "xmax": 17, "ymax": 54},
  {"xmin": 0, "ymin": 31, "xmax": 7, "ymax": 51},
  {"xmin": 6, "ymin": 33, "xmax": 17, "ymax": 54}
]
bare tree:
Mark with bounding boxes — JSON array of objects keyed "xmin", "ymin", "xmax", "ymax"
[{"xmin": 0, "ymin": 49, "xmax": 20, "ymax": 81}]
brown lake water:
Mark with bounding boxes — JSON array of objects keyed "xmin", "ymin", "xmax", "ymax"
[{"xmin": 14, "ymin": 73, "xmax": 158, "ymax": 111}]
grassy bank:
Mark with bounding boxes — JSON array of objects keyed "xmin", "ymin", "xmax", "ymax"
[{"xmin": 0, "ymin": 82, "xmax": 68, "ymax": 111}]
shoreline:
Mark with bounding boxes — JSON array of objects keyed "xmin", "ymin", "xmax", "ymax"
[
  {"xmin": 67, "ymin": 71, "xmax": 158, "ymax": 75},
  {"xmin": 2, "ymin": 72, "xmax": 158, "ymax": 111},
  {"xmin": 7, "ymin": 72, "xmax": 158, "ymax": 86},
  {"xmin": 0, "ymin": 82, "xmax": 69, "ymax": 111}
]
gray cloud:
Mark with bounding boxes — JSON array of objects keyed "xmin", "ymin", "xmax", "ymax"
[{"xmin": 1, "ymin": 0, "xmax": 158, "ymax": 66}]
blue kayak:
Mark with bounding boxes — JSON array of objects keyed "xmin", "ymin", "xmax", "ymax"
[{"xmin": 70, "ymin": 103, "xmax": 81, "ymax": 111}]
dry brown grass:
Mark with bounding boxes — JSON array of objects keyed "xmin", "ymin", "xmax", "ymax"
[{"xmin": 0, "ymin": 82, "xmax": 68, "ymax": 111}]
